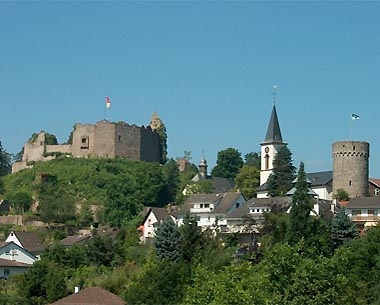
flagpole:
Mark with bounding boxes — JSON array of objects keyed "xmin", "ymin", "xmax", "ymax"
[{"xmin": 349, "ymin": 114, "xmax": 352, "ymax": 140}]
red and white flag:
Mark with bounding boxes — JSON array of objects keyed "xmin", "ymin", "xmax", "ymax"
[{"xmin": 106, "ymin": 96, "xmax": 111, "ymax": 109}]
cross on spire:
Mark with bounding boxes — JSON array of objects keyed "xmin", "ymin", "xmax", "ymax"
[{"xmin": 272, "ymin": 85, "xmax": 278, "ymax": 105}]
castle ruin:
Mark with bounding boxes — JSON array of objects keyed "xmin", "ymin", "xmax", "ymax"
[{"xmin": 12, "ymin": 114, "xmax": 163, "ymax": 173}]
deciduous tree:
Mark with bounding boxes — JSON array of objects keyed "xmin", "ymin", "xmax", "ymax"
[
  {"xmin": 211, "ymin": 148, "xmax": 243, "ymax": 179},
  {"xmin": 234, "ymin": 165, "xmax": 260, "ymax": 199}
]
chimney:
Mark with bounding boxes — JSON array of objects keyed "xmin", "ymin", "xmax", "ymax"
[{"xmin": 74, "ymin": 286, "xmax": 80, "ymax": 294}]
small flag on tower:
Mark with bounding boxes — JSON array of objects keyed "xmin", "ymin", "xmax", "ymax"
[
  {"xmin": 106, "ymin": 96, "xmax": 111, "ymax": 109},
  {"xmin": 351, "ymin": 113, "xmax": 360, "ymax": 120}
]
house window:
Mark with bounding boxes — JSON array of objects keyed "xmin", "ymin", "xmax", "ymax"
[
  {"xmin": 374, "ymin": 189, "xmax": 380, "ymax": 196},
  {"xmin": 204, "ymin": 204, "xmax": 210, "ymax": 208},
  {"xmin": 256, "ymin": 209, "xmax": 260, "ymax": 212},
  {"xmin": 349, "ymin": 180, "xmax": 352, "ymax": 186},
  {"xmin": 118, "ymin": 135, "xmax": 122, "ymax": 142},
  {"xmin": 351, "ymin": 209, "xmax": 361, "ymax": 216},
  {"xmin": 368, "ymin": 210, "xmax": 378, "ymax": 216},
  {"xmin": 4, "ymin": 269, "xmax": 10, "ymax": 276},
  {"xmin": 236, "ymin": 202, "xmax": 240, "ymax": 209}
]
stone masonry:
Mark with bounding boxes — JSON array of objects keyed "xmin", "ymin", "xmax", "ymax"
[
  {"xmin": 12, "ymin": 116, "xmax": 161, "ymax": 173},
  {"xmin": 332, "ymin": 141, "xmax": 369, "ymax": 198}
]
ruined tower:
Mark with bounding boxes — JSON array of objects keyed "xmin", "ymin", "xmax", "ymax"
[{"xmin": 332, "ymin": 141, "xmax": 369, "ymax": 198}]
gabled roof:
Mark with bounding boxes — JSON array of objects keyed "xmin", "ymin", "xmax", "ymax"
[
  {"xmin": 60, "ymin": 234, "xmax": 91, "ymax": 247},
  {"xmin": 49, "ymin": 287, "xmax": 125, "ymax": 305},
  {"xmin": 191, "ymin": 175, "xmax": 235, "ymax": 193},
  {"xmin": 263, "ymin": 105, "xmax": 283, "ymax": 144},
  {"xmin": 306, "ymin": 171, "xmax": 333, "ymax": 187},
  {"xmin": 257, "ymin": 171, "xmax": 333, "ymax": 193},
  {"xmin": 224, "ymin": 201, "xmax": 252, "ymax": 219},
  {"xmin": 211, "ymin": 177, "xmax": 235, "ymax": 193},
  {"xmin": 346, "ymin": 197, "xmax": 380, "ymax": 209},
  {"xmin": 7, "ymin": 231, "xmax": 44, "ymax": 254},
  {"xmin": 141, "ymin": 206, "xmax": 173, "ymax": 226},
  {"xmin": 247, "ymin": 197, "xmax": 292, "ymax": 209},
  {"xmin": 181, "ymin": 192, "xmax": 243, "ymax": 214}
]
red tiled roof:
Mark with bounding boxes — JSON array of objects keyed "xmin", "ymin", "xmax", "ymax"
[{"xmin": 49, "ymin": 287, "xmax": 125, "ymax": 305}]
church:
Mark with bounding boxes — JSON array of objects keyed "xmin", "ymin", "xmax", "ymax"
[{"xmin": 255, "ymin": 103, "xmax": 333, "ymax": 201}]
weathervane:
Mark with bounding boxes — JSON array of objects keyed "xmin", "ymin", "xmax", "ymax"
[{"xmin": 272, "ymin": 85, "xmax": 278, "ymax": 106}]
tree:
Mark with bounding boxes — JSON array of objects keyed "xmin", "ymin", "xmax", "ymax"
[
  {"xmin": 7, "ymin": 191, "xmax": 33, "ymax": 214},
  {"xmin": 286, "ymin": 162, "xmax": 314, "ymax": 246},
  {"xmin": 179, "ymin": 213, "xmax": 204, "ymax": 263},
  {"xmin": 211, "ymin": 148, "xmax": 244, "ymax": 179},
  {"xmin": 30, "ymin": 132, "xmax": 58, "ymax": 145},
  {"xmin": 334, "ymin": 188, "xmax": 349, "ymax": 201},
  {"xmin": 154, "ymin": 217, "xmax": 182, "ymax": 262},
  {"xmin": 331, "ymin": 207, "xmax": 358, "ymax": 251},
  {"xmin": 244, "ymin": 152, "xmax": 261, "ymax": 169},
  {"xmin": 162, "ymin": 159, "xmax": 180, "ymax": 204},
  {"xmin": 156, "ymin": 122, "xmax": 168, "ymax": 164},
  {"xmin": 234, "ymin": 165, "xmax": 260, "ymax": 199},
  {"xmin": 266, "ymin": 145, "xmax": 296, "ymax": 197},
  {"xmin": 0, "ymin": 141, "xmax": 11, "ymax": 176}
]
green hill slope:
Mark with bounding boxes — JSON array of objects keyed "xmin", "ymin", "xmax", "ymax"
[{"xmin": 3, "ymin": 157, "xmax": 170, "ymax": 226}]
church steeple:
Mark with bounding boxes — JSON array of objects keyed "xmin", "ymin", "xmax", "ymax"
[
  {"xmin": 259, "ymin": 87, "xmax": 286, "ymax": 188},
  {"xmin": 263, "ymin": 105, "xmax": 283, "ymax": 144}
]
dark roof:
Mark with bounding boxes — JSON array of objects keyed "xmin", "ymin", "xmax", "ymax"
[
  {"xmin": 257, "ymin": 171, "xmax": 332, "ymax": 193},
  {"xmin": 213, "ymin": 192, "xmax": 244, "ymax": 214},
  {"xmin": 60, "ymin": 234, "xmax": 91, "ymax": 247},
  {"xmin": 0, "ymin": 258, "xmax": 32, "ymax": 268},
  {"xmin": 211, "ymin": 177, "xmax": 235, "ymax": 193},
  {"xmin": 263, "ymin": 105, "xmax": 283, "ymax": 144},
  {"xmin": 247, "ymin": 197, "xmax": 292, "ymax": 209},
  {"xmin": 224, "ymin": 201, "xmax": 252, "ymax": 219},
  {"xmin": 141, "ymin": 206, "xmax": 173, "ymax": 226},
  {"xmin": 0, "ymin": 241, "xmax": 10, "ymax": 248},
  {"xmin": 346, "ymin": 197, "xmax": 380, "ymax": 209},
  {"xmin": 180, "ymin": 192, "xmax": 243, "ymax": 214},
  {"xmin": 11, "ymin": 231, "xmax": 44, "ymax": 253},
  {"xmin": 0, "ymin": 199, "xmax": 10, "ymax": 212},
  {"xmin": 256, "ymin": 182, "xmax": 268, "ymax": 192},
  {"xmin": 49, "ymin": 287, "xmax": 125, "ymax": 305},
  {"xmin": 306, "ymin": 171, "xmax": 333, "ymax": 186}
]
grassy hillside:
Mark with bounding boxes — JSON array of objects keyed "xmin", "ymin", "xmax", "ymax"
[{"xmin": 3, "ymin": 157, "xmax": 171, "ymax": 226}]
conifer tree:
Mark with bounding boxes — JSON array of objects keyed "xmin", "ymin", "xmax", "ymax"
[
  {"xmin": 179, "ymin": 213, "xmax": 204, "ymax": 263},
  {"xmin": 267, "ymin": 145, "xmax": 296, "ymax": 197},
  {"xmin": 0, "ymin": 141, "xmax": 11, "ymax": 176},
  {"xmin": 331, "ymin": 207, "xmax": 358, "ymax": 250},
  {"xmin": 286, "ymin": 162, "xmax": 313, "ymax": 245},
  {"xmin": 154, "ymin": 217, "xmax": 182, "ymax": 261}
]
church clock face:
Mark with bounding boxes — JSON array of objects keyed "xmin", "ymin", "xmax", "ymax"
[{"xmin": 265, "ymin": 147, "xmax": 269, "ymax": 153}]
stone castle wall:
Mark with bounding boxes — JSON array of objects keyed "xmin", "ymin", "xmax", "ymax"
[
  {"xmin": 12, "ymin": 118, "xmax": 161, "ymax": 173},
  {"xmin": 332, "ymin": 141, "xmax": 369, "ymax": 198}
]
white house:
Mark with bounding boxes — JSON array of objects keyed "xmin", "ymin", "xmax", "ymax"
[
  {"xmin": 178, "ymin": 192, "xmax": 246, "ymax": 230},
  {"xmin": 5, "ymin": 230, "xmax": 44, "ymax": 257},
  {"xmin": 0, "ymin": 241, "xmax": 37, "ymax": 279},
  {"xmin": 139, "ymin": 207, "xmax": 176, "ymax": 243}
]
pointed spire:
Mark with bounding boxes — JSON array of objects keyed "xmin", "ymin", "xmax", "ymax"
[{"xmin": 263, "ymin": 105, "xmax": 283, "ymax": 143}]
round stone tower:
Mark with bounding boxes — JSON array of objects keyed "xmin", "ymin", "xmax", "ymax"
[{"xmin": 332, "ymin": 141, "xmax": 369, "ymax": 198}]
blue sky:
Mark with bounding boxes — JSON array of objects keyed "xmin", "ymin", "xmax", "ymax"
[{"xmin": 1, "ymin": 1, "xmax": 380, "ymax": 176}]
